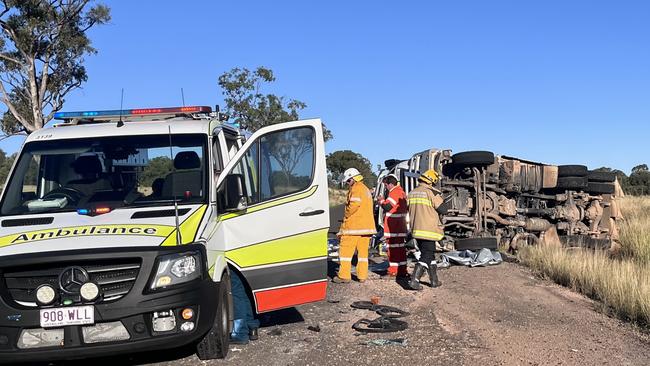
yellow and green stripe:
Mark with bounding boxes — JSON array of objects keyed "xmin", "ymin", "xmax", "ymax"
[{"xmin": 226, "ymin": 227, "xmax": 328, "ymax": 268}]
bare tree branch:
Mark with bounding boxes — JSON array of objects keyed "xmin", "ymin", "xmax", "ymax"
[
  {"xmin": 0, "ymin": 53, "xmax": 23, "ymax": 66},
  {"xmin": 0, "ymin": 81, "xmax": 32, "ymax": 131},
  {"xmin": 38, "ymin": 52, "xmax": 51, "ymax": 108},
  {"xmin": 0, "ymin": 131, "xmax": 26, "ymax": 142}
]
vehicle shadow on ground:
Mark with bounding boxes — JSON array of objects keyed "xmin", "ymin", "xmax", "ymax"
[{"xmin": 21, "ymin": 344, "xmax": 197, "ymax": 366}]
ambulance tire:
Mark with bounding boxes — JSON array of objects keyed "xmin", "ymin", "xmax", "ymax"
[{"xmin": 196, "ymin": 271, "xmax": 231, "ymax": 360}]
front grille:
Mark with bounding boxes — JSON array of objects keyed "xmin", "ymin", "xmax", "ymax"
[{"xmin": 2, "ymin": 259, "xmax": 141, "ymax": 307}]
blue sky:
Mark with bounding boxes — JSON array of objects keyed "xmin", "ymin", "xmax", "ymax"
[{"xmin": 1, "ymin": 0, "xmax": 649, "ymax": 174}]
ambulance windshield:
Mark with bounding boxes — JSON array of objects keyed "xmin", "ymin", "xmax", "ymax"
[{"xmin": 0, "ymin": 134, "xmax": 207, "ymax": 216}]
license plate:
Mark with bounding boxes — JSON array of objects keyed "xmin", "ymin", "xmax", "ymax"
[{"xmin": 40, "ymin": 306, "xmax": 95, "ymax": 328}]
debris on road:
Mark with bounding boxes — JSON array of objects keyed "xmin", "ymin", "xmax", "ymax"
[
  {"xmin": 364, "ymin": 338, "xmax": 408, "ymax": 347},
  {"xmin": 439, "ymin": 248, "xmax": 503, "ymax": 268},
  {"xmin": 307, "ymin": 325, "xmax": 321, "ymax": 333},
  {"xmin": 350, "ymin": 300, "xmax": 410, "ymax": 333},
  {"xmin": 350, "ymin": 301, "xmax": 410, "ymax": 318},
  {"xmin": 353, "ymin": 317, "xmax": 409, "ymax": 333}
]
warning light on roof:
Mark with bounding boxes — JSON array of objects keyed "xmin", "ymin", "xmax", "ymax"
[
  {"xmin": 95, "ymin": 207, "xmax": 111, "ymax": 214},
  {"xmin": 54, "ymin": 106, "xmax": 212, "ymax": 120},
  {"xmin": 77, "ymin": 207, "xmax": 112, "ymax": 216}
]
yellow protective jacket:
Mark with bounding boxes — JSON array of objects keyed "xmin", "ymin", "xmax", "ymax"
[
  {"xmin": 338, "ymin": 181, "xmax": 376, "ymax": 236},
  {"xmin": 408, "ymin": 182, "xmax": 444, "ymax": 241}
]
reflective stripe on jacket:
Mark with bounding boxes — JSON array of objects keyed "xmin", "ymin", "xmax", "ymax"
[
  {"xmin": 338, "ymin": 181, "xmax": 376, "ymax": 236},
  {"xmin": 379, "ymin": 185, "xmax": 408, "ymax": 237},
  {"xmin": 408, "ymin": 182, "xmax": 444, "ymax": 241}
]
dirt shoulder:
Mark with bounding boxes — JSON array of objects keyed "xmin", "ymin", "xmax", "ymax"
[{"xmin": 128, "ymin": 261, "xmax": 650, "ymax": 366}]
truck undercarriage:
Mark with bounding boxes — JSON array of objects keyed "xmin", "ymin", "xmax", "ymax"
[{"xmin": 378, "ymin": 149, "xmax": 623, "ymax": 252}]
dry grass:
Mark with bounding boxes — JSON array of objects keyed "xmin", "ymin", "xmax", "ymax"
[
  {"xmin": 618, "ymin": 196, "xmax": 650, "ymax": 263},
  {"xmin": 519, "ymin": 196, "xmax": 650, "ymax": 326},
  {"xmin": 328, "ymin": 187, "xmax": 347, "ymax": 207}
]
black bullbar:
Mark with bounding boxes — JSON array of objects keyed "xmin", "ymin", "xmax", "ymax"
[{"xmin": 0, "ymin": 244, "xmax": 219, "ymax": 363}]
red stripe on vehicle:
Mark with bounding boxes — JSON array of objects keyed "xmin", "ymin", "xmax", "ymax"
[{"xmin": 255, "ymin": 281, "xmax": 327, "ymax": 313}]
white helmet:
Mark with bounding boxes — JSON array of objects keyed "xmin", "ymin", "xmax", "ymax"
[{"xmin": 341, "ymin": 167, "xmax": 361, "ymax": 184}]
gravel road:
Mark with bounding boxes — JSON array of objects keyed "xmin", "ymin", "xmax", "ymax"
[{"xmin": 44, "ymin": 259, "xmax": 650, "ymax": 366}]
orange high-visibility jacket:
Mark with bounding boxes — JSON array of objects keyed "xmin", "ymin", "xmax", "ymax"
[
  {"xmin": 338, "ymin": 180, "xmax": 376, "ymax": 236},
  {"xmin": 379, "ymin": 185, "xmax": 408, "ymax": 239}
]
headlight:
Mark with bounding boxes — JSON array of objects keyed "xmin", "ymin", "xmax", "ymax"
[
  {"xmin": 80, "ymin": 282, "xmax": 100, "ymax": 301},
  {"xmin": 150, "ymin": 251, "xmax": 202, "ymax": 290},
  {"xmin": 36, "ymin": 284, "xmax": 57, "ymax": 305}
]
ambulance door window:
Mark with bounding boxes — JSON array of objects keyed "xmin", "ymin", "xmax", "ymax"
[
  {"xmin": 229, "ymin": 142, "xmax": 259, "ymax": 205},
  {"xmin": 259, "ymin": 127, "xmax": 314, "ymax": 200},
  {"xmin": 211, "ymin": 136, "xmax": 223, "ymax": 176},
  {"xmin": 225, "ymin": 135, "xmax": 239, "ymax": 160}
]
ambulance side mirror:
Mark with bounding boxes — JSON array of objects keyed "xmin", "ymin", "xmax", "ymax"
[{"xmin": 224, "ymin": 174, "xmax": 247, "ymax": 212}]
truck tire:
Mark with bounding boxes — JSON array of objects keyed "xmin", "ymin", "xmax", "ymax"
[
  {"xmin": 451, "ymin": 151, "xmax": 495, "ymax": 166},
  {"xmin": 196, "ymin": 271, "xmax": 231, "ymax": 360},
  {"xmin": 587, "ymin": 182, "xmax": 615, "ymax": 194},
  {"xmin": 454, "ymin": 237, "xmax": 498, "ymax": 251},
  {"xmin": 556, "ymin": 176, "xmax": 588, "ymax": 190},
  {"xmin": 587, "ymin": 170, "xmax": 616, "ymax": 183},
  {"xmin": 558, "ymin": 165, "xmax": 588, "ymax": 177}
]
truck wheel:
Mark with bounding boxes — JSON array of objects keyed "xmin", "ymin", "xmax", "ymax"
[
  {"xmin": 558, "ymin": 165, "xmax": 588, "ymax": 177},
  {"xmin": 556, "ymin": 176, "xmax": 588, "ymax": 190},
  {"xmin": 587, "ymin": 182, "xmax": 615, "ymax": 194},
  {"xmin": 587, "ymin": 170, "xmax": 616, "ymax": 183},
  {"xmin": 454, "ymin": 237, "xmax": 498, "ymax": 251},
  {"xmin": 451, "ymin": 151, "xmax": 495, "ymax": 166},
  {"xmin": 196, "ymin": 271, "xmax": 231, "ymax": 360}
]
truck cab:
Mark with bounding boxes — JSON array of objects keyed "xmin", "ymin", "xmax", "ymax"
[{"xmin": 0, "ymin": 106, "xmax": 330, "ymax": 362}]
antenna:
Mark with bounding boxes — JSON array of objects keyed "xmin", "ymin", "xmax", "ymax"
[
  {"xmin": 168, "ymin": 125, "xmax": 182, "ymax": 245},
  {"xmin": 180, "ymin": 88, "xmax": 185, "ymax": 107},
  {"xmin": 117, "ymin": 88, "xmax": 125, "ymax": 128}
]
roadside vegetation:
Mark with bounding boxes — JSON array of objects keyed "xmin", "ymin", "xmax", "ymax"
[
  {"xmin": 328, "ymin": 188, "xmax": 347, "ymax": 207},
  {"xmin": 519, "ymin": 196, "xmax": 650, "ymax": 326}
]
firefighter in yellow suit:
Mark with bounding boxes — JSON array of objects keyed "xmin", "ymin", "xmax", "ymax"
[{"xmin": 333, "ymin": 168, "xmax": 377, "ymax": 283}]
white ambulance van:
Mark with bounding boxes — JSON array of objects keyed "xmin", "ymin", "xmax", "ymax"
[{"xmin": 0, "ymin": 106, "xmax": 330, "ymax": 362}]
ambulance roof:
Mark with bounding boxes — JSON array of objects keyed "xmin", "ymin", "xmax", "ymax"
[{"xmin": 26, "ymin": 106, "xmax": 239, "ymax": 143}]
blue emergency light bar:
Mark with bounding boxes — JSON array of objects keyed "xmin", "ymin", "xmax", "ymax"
[{"xmin": 54, "ymin": 106, "xmax": 212, "ymax": 120}]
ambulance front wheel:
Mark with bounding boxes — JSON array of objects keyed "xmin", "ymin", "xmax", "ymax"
[{"xmin": 196, "ymin": 271, "xmax": 232, "ymax": 360}]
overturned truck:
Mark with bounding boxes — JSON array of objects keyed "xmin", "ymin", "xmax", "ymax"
[{"xmin": 376, "ymin": 149, "xmax": 623, "ymax": 252}]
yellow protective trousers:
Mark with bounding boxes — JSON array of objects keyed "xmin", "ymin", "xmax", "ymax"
[{"xmin": 337, "ymin": 235, "xmax": 370, "ymax": 281}]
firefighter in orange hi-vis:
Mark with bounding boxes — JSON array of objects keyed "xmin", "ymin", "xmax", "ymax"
[{"xmin": 377, "ymin": 174, "xmax": 409, "ymax": 277}]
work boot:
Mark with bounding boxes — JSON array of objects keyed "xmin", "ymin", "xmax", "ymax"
[
  {"xmin": 428, "ymin": 263, "xmax": 442, "ymax": 288},
  {"xmin": 408, "ymin": 264, "xmax": 425, "ymax": 291},
  {"xmin": 249, "ymin": 328, "xmax": 259, "ymax": 341},
  {"xmin": 332, "ymin": 276, "xmax": 351, "ymax": 284}
]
